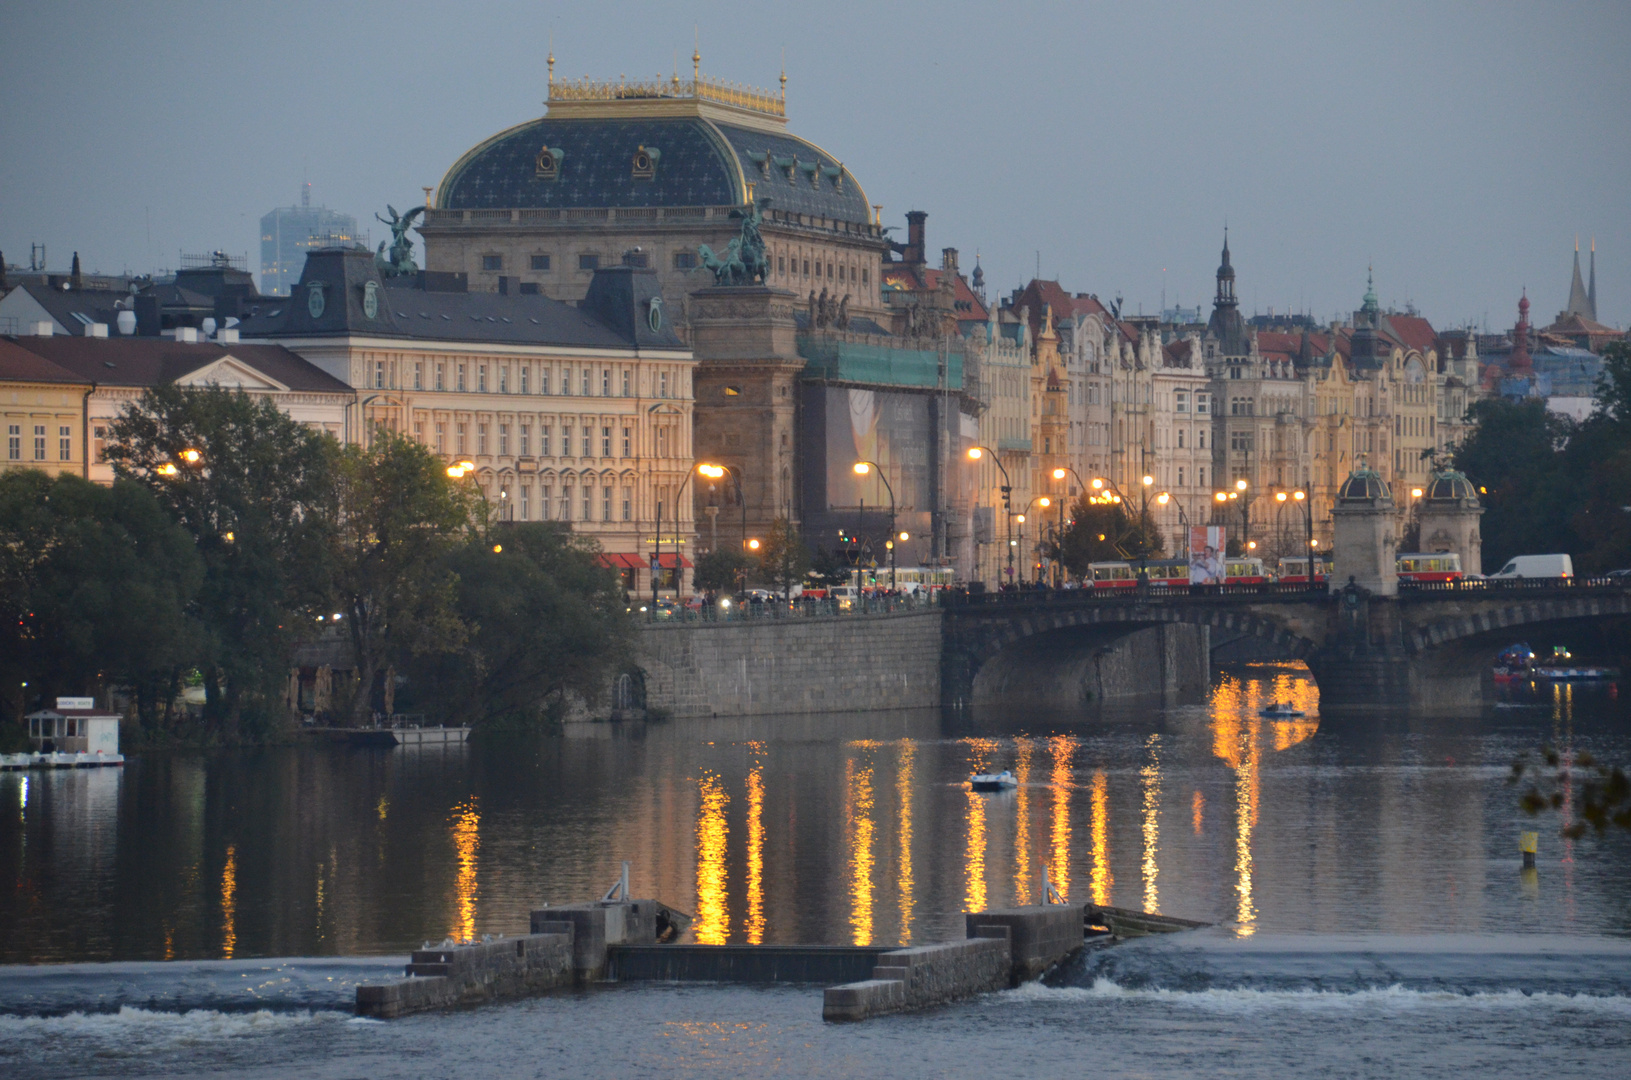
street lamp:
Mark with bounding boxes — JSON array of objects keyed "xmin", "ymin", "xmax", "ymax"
[
  {"xmin": 854, "ymin": 460, "xmax": 898, "ymax": 592},
  {"xmin": 1016, "ymin": 495, "xmax": 1052, "ymax": 584},
  {"xmin": 1050, "ymin": 466, "xmax": 1089, "ymax": 586},
  {"xmin": 1275, "ymin": 489, "xmax": 1317, "ymax": 590},
  {"xmin": 969, "ymin": 446, "xmax": 1014, "ymax": 588}
]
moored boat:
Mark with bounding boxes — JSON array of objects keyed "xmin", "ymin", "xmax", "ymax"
[{"xmin": 969, "ymin": 770, "xmax": 1018, "ymax": 791}]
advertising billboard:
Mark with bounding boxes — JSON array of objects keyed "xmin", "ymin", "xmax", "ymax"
[
  {"xmin": 822, "ymin": 387, "xmax": 931, "ymax": 512},
  {"xmin": 1188, "ymin": 525, "xmax": 1227, "ymax": 584}
]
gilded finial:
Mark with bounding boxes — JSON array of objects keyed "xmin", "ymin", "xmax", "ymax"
[
  {"xmin": 547, "ymin": 30, "xmax": 555, "ymax": 88},
  {"xmin": 693, "ymin": 28, "xmax": 701, "ymax": 82}
]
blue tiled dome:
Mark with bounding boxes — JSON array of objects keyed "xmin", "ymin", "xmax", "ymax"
[
  {"xmin": 1425, "ymin": 469, "xmax": 1479, "ymax": 504},
  {"xmin": 437, "ymin": 115, "xmax": 871, "ymax": 224},
  {"xmin": 1337, "ymin": 465, "xmax": 1392, "ymax": 503}
]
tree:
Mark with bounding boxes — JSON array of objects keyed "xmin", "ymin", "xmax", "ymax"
[
  {"xmin": 809, "ymin": 546, "xmax": 853, "ymax": 589},
  {"xmin": 416, "ymin": 524, "xmax": 633, "ymax": 725},
  {"xmin": 0, "ymin": 472, "xmax": 201, "ymax": 730},
  {"xmin": 329, "ymin": 433, "xmax": 475, "ymax": 723},
  {"xmin": 757, "ymin": 517, "xmax": 810, "ymax": 598},
  {"xmin": 694, "ymin": 547, "xmax": 752, "ymax": 594},
  {"xmin": 1054, "ymin": 496, "xmax": 1164, "ymax": 580},
  {"xmin": 105, "ymin": 385, "xmax": 336, "ymax": 731},
  {"xmin": 1452, "ymin": 397, "xmax": 1581, "ymax": 571}
]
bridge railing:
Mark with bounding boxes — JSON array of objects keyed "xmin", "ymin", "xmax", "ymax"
[
  {"xmin": 1397, "ymin": 575, "xmax": 1626, "ymax": 594},
  {"xmin": 638, "ymin": 593, "xmax": 942, "ymax": 624},
  {"xmin": 942, "ymin": 582, "xmax": 1328, "ymax": 606}
]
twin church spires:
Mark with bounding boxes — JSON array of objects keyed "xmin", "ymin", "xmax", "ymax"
[{"xmin": 1564, "ymin": 237, "xmax": 1598, "ymax": 323}]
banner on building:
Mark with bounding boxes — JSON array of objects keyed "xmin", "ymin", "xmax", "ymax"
[{"xmin": 1189, "ymin": 526, "xmax": 1226, "ymax": 584}]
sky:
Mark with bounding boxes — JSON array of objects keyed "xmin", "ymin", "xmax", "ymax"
[{"xmin": 4, "ymin": 0, "xmax": 1629, "ymax": 331}]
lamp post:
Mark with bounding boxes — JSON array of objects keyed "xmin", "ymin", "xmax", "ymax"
[
  {"xmin": 1050, "ymin": 466, "xmax": 1087, "ymax": 586},
  {"xmin": 1089, "ymin": 474, "xmax": 1155, "ymax": 580},
  {"xmin": 1215, "ymin": 478, "xmax": 1251, "ymax": 555},
  {"xmin": 1017, "ymin": 495, "xmax": 1053, "ymax": 585},
  {"xmin": 853, "ymin": 461, "xmax": 897, "ymax": 592},
  {"xmin": 1275, "ymin": 488, "xmax": 1317, "ymax": 590},
  {"xmin": 969, "ymin": 446, "xmax": 1013, "ymax": 589}
]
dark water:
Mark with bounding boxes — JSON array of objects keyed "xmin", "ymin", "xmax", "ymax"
[{"xmin": 3, "ymin": 665, "xmax": 1630, "ymax": 1078}]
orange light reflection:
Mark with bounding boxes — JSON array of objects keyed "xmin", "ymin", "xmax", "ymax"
[
  {"xmin": 1014, "ymin": 737, "xmax": 1033, "ymax": 903},
  {"xmin": 449, "ymin": 798, "xmax": 480, "ymax": 941},
  {"xmin": 896, "ymin": 739, "xmax": 916, "ymax": 944},
  {"xmin": 745, "ymin": 746, "xmax": 766, "ymax": 944},
  {"xmin": 694, "ymin": 774, "xmax": 729, "ymax": 944},
  {"xmin": 1049, "ymin": 736, "xmax": 1075, "ymax": 902},
  {"xmin": 1141, "ymin": 734, "xmax": 1161, "ymax": 914},
  {"xmin": 847, "ymin": 754, "xmax": 876, "ymax": 945},
  {"xmin": 220, "ymin": 844, "xmax": 238, "ymax": 959},
  {"xmin": 1090, "ymin": 769, "xmax": 1111, "ymax": 906}
]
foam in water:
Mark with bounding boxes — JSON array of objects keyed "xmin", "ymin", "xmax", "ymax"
[
  {"xmin": 0, "ymin": 1005, "xmax": 350, "ymax": 1049},
  {"xmin": 996, "ymin": 978, "xmax": 1631, "ymax": 1015}
]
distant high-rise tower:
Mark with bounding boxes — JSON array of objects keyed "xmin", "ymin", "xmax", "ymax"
[
  {"xmin": 1564, "ymin": 238, "xmax": 1596, "ymax": 323},
  {"xmin": 259, "ymin": 185, "xmax": 362, "ymax": 296}
]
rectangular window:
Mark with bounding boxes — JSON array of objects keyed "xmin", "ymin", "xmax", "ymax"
[
  {"xmin": 603, "ymin": 486, "xmax": 612, "ymax": 521},
  {"xmin": 520, "ymin": 366, "xmax": 528, "ymax": 395},
  {"xmin": 582, "ymin": 486, "xmax": 592, "ymax": 520},
  {"xmin": 457, "ymin": 364, "xmax": 466, "ymax": 392},
  {"xmin": 1196, "ymin": 393, "xmax": 1210, "ymax": 415},
  {"xmin": 562, "ymin": 484, "xmax": 573, "ymax": 521},
  {"xmin": 520, "ymin": 485, "xmax": 530, "ymax": 520},
  {"xmin": 499, "ymin": 424, "xmax": 509, "ymax": 456},
  {"xmin": 622, "ymin": 427, "xmax": 631, "ymax": 457},
  {"xmin": 436, "ymin": 364, "xmax": 445, "ymax": 391},
  {"xmin": 436, "ymin": 422, "xmax": 446, "ymax": 453},
  {"xmin": 478, "ymin": 423, "xmax": 488, "ymax": 455},
  {"xmin": 803, "ymin": 259, "xmax": 810, "ymax": 276},
  {"xmin": 456, "ymin": 423, "xmax": 467, "ymax": 454},
  {"xmin": 530, "ymin": 254, "xmax": 550, "ymax": 271},
  {"xmin": 1178, "ymin": 467, "xmax": 1185, "ymax": 487},
  {"xmin": 562, "ymin": 425, "xmax": 572, "ymax": 456},
  {"xmin": 622, "ymin": 486, "xmax": 632, "ymax": 521},
  {"xmin": 602, "ymin": 426, "xmax": 611, "ymax": 457},
  {"xmin": 499, "ymin": 367, "xmax": 508, "ymax": 394},
  {"xmin": 581, "ymin": 427, "xmax": 591, "ymax": 457},
  {"xmin": 1199, "ymin": 466, "xmax": 1206, "ymax": 488},
  {"xmin": 621, "ymin": 370, "xmax": 630, "ymax": 397},
  {"xmin": 861, "ymin": 268, "xmax": 869, "ymax": 285},
  {"xmin": 1175, "ymin": 390, "xmax": 1188, "ymax": 413},
  {"xmin": 481, "ymin": 255, "xmax": 503, "ymax": 271},
  {"xmin": 58, "ymin": 426, "xmax": 71, "ymax": 461},
  {"xmin": 660, "ymin": 371, "xmax": 669, "ymax": 398},
  {"xmin": 34, "ymin": 425, "xmax": 46, "ymax": 460},
  {"xmin": 673, "ymin": 251, "xmax": 696, "ymax": 269},
  {"xmin": 1199, "ymin": 428, "xmax": 1207, "ymax": 449},
  {"xmin": 541, "ymin": 425, "xmax": 551, "ymax": 456},
  {"xmin": 578, "ymin": 253, "xmax": 600, "ymax": 271},
  {"xmin": 541, "ymin": 368, "xmax": 550, "ymax": 395},
  {"xmin": 778, "ymin": 256, "xmax": 786, "ymax": 274},
  {"xmin": 520, "ymin": 425, "xmax": 530, "ymax": 456},
  {"xmin": 374, "ymin": 361, "xmax": 384, "ymax": 389},
  {"xmin": 581, "ymin": 369, "xmax": 591, "ymax": 396},
  {"xmin": 92, "ymin": 425, "xmax": 106, "ymax": 463},
  {"xmin": 541, "ymin": 486, "xmax": 552, "ymax": 520},
  {"xmin": 478, "ymin": 366, "xmax": 487, "ymax": 393},
  {"xmin": 602, "ymin": 369, "xmax": 610, "ymax": 396},
  {"xmin": 413, "ymin": 362, "xmax": 422, "ymax": 390}
]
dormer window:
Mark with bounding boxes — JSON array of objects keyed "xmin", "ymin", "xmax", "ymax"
[
  {"xmin": 631, "ymin": 145, "xmax": 660, "ymax": 179},
  {"xmin": 535, "ymin": 145, "xmax": 563, "ymax": 181}
]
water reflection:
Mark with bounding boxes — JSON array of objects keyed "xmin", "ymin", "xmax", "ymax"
[
  {"xmin": 1089, "ymin": 769, "xmax": 1111, "ymax": 906},
  {"xmin": 895, "ymin": 739, "xmax": 916, "ymax": 945},
  {"xmin": 693, "ymin": 774, "xmax": 728, "ymax": 944},
  {"xmin": 745, "ymin": 745, "xmax": 766, "ymax": 945},
  {"xmin": 450, "ymin": 798, "xmax": 479, "ymax": 942},
  {"xmin": 6, "ymin": 665, "xmax": 1631, "ymax": 964},
  {"xmin": 1141, "ymin": 734, "xmax": 1161, "ymax": 914},
  {"xmin": 845, "ymin": 751, "xmax": 876, "ymax": 946},
  {"xmin": 220, "ymin": 845, "xmax": 238, "ymax": 959},
  {"xmin": 1048, "ymin": 736, "xmax": 1074, "ymax": 902}
]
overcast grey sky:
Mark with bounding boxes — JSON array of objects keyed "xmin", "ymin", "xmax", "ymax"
[{"xmin": 4, "ymin": 1, "xmax": 1628, "ymax": 330}]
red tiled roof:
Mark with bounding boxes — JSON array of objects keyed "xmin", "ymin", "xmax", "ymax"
[
  {"xmin": 0, "ymin": 338, "xmax": 91, "ymax": 384},
  {"xmin": 1380, "ymin": 314, "xmax": 1437, "ymax": 354},
  {"xmin": 1164, "ymin": 339, "xmax": 1194, "ymax": 366}
]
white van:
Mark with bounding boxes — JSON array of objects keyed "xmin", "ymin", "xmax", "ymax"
[{"xmin": 1490, "ymin": 554, "xmax": 1574, "ymax": 579}]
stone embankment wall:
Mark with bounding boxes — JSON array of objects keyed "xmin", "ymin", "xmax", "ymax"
[
  {"xmin": 355, "ymin": 930, "xmax": 574, "ymax": 1019},
  {"xmin": 636, "ymin": 610, "xmax": 944, "ymax": 718},
  {"xmin": 968, "ymin": 622, "xmax": 1209, "ymax": 711}
]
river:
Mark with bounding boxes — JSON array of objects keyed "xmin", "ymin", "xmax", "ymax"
[{"xmin": 3, "ymin": 663, "xmax": 1629, "ymax": 1078}]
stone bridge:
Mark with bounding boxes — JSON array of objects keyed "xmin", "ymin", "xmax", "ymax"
[{"xmin": 942, "ymin": 579, "xmax": 1631, "ymax": 712}]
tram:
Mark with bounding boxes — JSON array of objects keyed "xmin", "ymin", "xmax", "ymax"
[{"xmin": 1395, "ymin": 552, "xmax": 1463, "ymax": 583}]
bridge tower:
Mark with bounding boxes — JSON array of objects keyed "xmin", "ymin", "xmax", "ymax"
[
  {"xmin": 1418, "ymin": 469, "xmax": 1484, "ymax": 576},
  {"xmin": 1331, "ymin": 464, "xmax": 1397, "ymax": 596}
]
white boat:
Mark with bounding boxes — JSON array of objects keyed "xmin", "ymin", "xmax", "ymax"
[
  {"xmin": 1259, "ymin": 702, "xmax": 1306, "ymax": 718},
  {"xmin": 969, "ymin": 770, "xmax": 1018, "ymax": 791}
]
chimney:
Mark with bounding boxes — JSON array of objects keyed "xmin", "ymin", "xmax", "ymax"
[
  {"xmin": 0, "ymin": 250, "xmax": 7, "ymax": 291},
  {"xmin": 83, "ymin": 322, "xmax": 108, "ymax": 338},
  {"xmin": 174, "ymin": 327, "xmax": 200, "ymax": 343},
  {"xmin": 941, "ymin": 248, "xmax": 959, "ymax": 273},
  {"xmin": 904, "ymin": 210, "xmax": 927, "ymax": 266},
  {"xmin": 27, "ymin": 321, "xmax": 55, "ymax": 336},
  {"xmin": 70, "ymin": 251, "xmax": 83, "ymax": 290},
  {"xmin": 216, "ymin": 327, "xmax": 239, "ymax": 343}
]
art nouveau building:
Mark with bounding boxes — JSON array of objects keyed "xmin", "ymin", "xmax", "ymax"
[{"xmin": 239, "ymin": 246, "xmax": 697, "ymax": 593}]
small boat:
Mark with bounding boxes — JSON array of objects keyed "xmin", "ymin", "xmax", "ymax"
[
  {"xmin": 1532, "ymin": 665, "xmax": 1619, "ymax": 681},
  {"xmin": 1259, "ymin": 702, "xmax": 1305, "ymax": 718},
  {"xmin": 969, "ymin": 770, "xmax": 1018, "ymax": 791}
]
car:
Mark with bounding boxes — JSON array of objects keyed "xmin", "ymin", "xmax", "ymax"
[{"xmin": 1489, "ymin": 554, "xmax": 1574, "ymax": 579}]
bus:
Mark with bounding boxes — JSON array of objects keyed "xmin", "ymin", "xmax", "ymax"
[
  {"xmin": 1223, "ymin": 557, "xmax": 1269, "ymax": 584},
  {"xmin": 1396, "ymin": 552, "xmax": 1462, "ymax": 583},
  {"xmin": 1276, "ymin": 555, "xmax": 1332, "ymax": 584},
  {"xmin": 1087, "ymin": 560, "xmax": 1189, "ymax": 588}
]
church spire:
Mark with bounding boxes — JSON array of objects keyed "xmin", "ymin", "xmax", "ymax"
[
  {"xmin": 1565, "ymin": 237, "xmax": 1592, "ymax": 319},
  {"xmin": 1588, "ymin": 237, "xmax": 1598, "ymax": 321},
  {"xmin": 1361, "ymin": 265, "xmax": 1378, "ymax": 318}
]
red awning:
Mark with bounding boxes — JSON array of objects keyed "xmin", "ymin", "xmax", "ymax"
[
  {"xmin": 655, "ymin": 553, "xmax": 693, "ymax": 569},
  {"xmin": 597, "ymin": 553, "xmax": 642, "ymax": 569}
]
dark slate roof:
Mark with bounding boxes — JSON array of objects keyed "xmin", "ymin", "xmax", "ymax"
[
  {"xmin": 9, "ymin": 282, "xmax": 127, "ymax": 330},
  {"xmin": 3, "ymin": 335, "xmax": 352, "ymax": 394},
  {"xmin": 236, "ymin": 246, "xmax": 685, "ymax": 352},
  {"xmin": 438, "ymin": 115, "xmax": 869, "ymax": 224}
]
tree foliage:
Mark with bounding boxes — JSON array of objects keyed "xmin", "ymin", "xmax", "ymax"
[
  {"xmin": 757, "ymin": 517, "xmax": 811, "ymax": 596},
  {"xmin": 694, "ymin": 547, "xmax": 751, "ymax": 594},
  {"xmin": 1511, "ymin": 746, "xmax": 1631, "ymax": 836},
  {"xmin": 1054, "ymin": 497, "xmax": 1165, "ymax": 580}
]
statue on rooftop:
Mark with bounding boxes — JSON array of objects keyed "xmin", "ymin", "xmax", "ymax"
[
  {"xmin": 374, "ymin": 204, "xmax": 426, "ymax": 278},
  {"xmin": 699, "ymin": 196, "xmax": 770, "ymax": 286}
]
